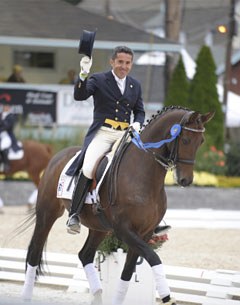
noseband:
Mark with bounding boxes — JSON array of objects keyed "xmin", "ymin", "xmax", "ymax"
[{"xmin": 131, "ymin": 112, "xmax": 205, "ymax": 171}]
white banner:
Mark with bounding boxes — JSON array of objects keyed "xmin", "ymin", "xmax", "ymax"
[{"xmin": 57, "ymin": 86, "xmax": 93, "ymax": 126}]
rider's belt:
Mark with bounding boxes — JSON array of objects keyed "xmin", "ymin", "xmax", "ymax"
[{"xmin": 103, "ymin": 118, "xmax": 129, "ymax": 131}]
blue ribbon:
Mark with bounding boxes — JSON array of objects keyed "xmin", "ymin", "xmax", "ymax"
[{"xmin": 131, "ymin": 124, "xmax": 182, "ymax": 150}]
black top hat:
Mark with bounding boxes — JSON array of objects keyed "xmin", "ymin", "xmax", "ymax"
[{"xmin": 78, "ymin": 30, "xmax": 97, "ymax": 58}]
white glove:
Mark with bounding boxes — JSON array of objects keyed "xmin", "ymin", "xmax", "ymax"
[
  {"xmin": 130, "ymin": 122, "xmax": 141, "ymax": 133},
  {"xmin": 80, "ymin": 56, "xmax": 92, "ymax": 76}
]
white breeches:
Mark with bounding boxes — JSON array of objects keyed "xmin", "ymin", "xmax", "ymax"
[
  {"xmin": 82, "ymin": 126, "xmax": 125, "ymax": 179},
  {"xmin": 0, "ymin": 131, "xmax": 11, "ymax": 150}
]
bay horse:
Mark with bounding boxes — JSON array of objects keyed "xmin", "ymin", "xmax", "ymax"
[
  {"xmin": 0, "ymin": 139, "xmax": 53, "ymax": 187},
  {"xmin": 21, "ymin": 107, "xmax": 214, "ymax": 305}
]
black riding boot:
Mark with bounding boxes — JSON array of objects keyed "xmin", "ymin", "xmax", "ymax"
[
  {"xmin": 66, "ymin": 172, "xmax": 92, "ymax": 234},
  {"xmin": 1, "ymin": 149, "xmax": 10, "ymax": 173}
]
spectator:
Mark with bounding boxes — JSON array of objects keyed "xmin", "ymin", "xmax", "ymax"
[
  {"xmin": 59, "ymin": 69, "xmax": 76, "ymax": 84},
  {"xmin": 7, "ymin": 65, "xmax": 26, "ymax": 83}
]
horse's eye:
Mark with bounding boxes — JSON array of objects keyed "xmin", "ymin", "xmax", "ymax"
[{"xmin": 182, "ymin": 137, "xmax": 190, "ymax": 145}]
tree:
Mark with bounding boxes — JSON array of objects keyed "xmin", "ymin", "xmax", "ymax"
[
  {"xmin": 164, "ymin": 55, "xmax": 189, "ymax": 107},
  {"xmin": 188, "ymin": 45, "xmax": 224, "ymax": 148}
]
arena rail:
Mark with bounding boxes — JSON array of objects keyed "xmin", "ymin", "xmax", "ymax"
[{"xmin": 0, "ymin": 248, "xmax": 240, "ymax": 305}]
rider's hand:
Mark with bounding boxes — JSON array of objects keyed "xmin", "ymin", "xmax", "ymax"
[
  {"xmin": 130, "ymin": 122, "xmax": 141, "ymax": 133},
  {"xmin": 79, "ymin": 56, "xmax": 92, "ymax": 80}
]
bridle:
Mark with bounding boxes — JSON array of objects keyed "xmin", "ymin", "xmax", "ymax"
[
  {"xmin": 152, "ymin": 125, "xmax": 205, "ymax": 170},
  {"xmin": 133, "ymin": 112, "xmax": 206, "ymax": 171}
]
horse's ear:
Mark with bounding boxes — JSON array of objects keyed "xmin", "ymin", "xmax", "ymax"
[
  {"xmin": 188, "ymin": 111, "xmax": 200, "ymax": 124},
  {"xmin": 201, "ymin": 111, "xmax": 215, "ymax": 124}
]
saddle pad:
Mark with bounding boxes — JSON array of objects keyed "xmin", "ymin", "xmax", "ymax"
[
  {"xmin": 8, "ymin": 142, "xmax": 24, "ymax": 160},
  {"xmin": 56, "ymin": 151, "xmax": 113, "ymax": 204},
  {"xmin": 8, "ymin": 148, "xmax": 24, "ymax": 160},
  {"xmin": 57, "ymin": 150, "xmax": 81, "ymax": 200}
]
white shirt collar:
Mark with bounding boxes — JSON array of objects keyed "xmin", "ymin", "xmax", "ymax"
[{"xmin": 111, "ymin": 70, "xmax": 126, "ymax": 84}]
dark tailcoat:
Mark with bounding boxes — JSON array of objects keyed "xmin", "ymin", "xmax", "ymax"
[
  {"xmin": 66, "ymin": 70, "xmax": 145, "ymax": 176},
  {"xmin": 0, "ymin": 112, "xmax": 20, "ymax": 151}
]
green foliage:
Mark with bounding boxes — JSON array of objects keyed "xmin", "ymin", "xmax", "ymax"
[
  {"xmin": 97, "ymin": 232, "xmax": 168, "ymax": 255},
  {"xmin": 225, "ymin": 142, "xmax": 240, "ymax": 176},
  {"xmin": 16, "ymin": 125, "xmax": 86, "ymax": 154},
  {"xmin": 188, "ymin": 45, "xmax": 224, "ymax": 149},
  {"xmin": 195, "ymin": 143, "xmax": 227, "ymax": 175},
  {"xmin": 165, "ymin": 55, "xmax": 189, "ymax": 107},
  {"xmin": 98, "ymin": 233, "xmax": 128, "ymax": 255}
]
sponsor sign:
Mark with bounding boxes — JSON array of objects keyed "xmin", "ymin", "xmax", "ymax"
[
  {"xmin": 57, "ymin": 87, "xmax": 93, "ymax": 126},
  {"xmin": 0, "ymin": 87, "xmax": 56, "ymax": 126}
]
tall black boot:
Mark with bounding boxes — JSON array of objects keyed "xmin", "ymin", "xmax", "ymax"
[
  {"xmin": 66, "ymin": 172, "xmax": 92, "ymax": 234},
  {"xmin": 1, "ymin": 149, "xmax": 10, "ymax": 173}
]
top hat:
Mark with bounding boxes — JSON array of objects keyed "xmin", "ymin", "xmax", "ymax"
[{"xmin": 78, "ymin": 30, "xmax": 97, "ymax": 58}]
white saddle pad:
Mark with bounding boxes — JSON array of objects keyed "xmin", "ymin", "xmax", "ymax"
[
  {"xmin": 8, "ymin": 142, "xmax": 24, "ymax": 160},
  {"xmin": 56, "ymin": 151, "xmax": 112, "ymax": 204}
]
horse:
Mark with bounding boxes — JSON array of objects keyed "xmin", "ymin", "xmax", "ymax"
[
  {"xmin": 0, "ymin": 139, "xmax": 53, "ymax": 186},
  {"xmin": 0, "ymin": 139, "xmax": 53, "ymax": 193},
  {"xmin": 21, "ymin": 106, "xmax": 214, "ymax": 305}
]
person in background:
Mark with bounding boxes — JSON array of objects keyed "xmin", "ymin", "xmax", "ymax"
[
  {"xmin": 0, "ymin": 101, "xmax": 20, "ymax": 172},
  {"xmin": 7, "ymin": 65, "xmax": 26, "ymax": 83},
  {"xmin": 59, "ymin": 69, "xmax": 77, "ymax": 85}
]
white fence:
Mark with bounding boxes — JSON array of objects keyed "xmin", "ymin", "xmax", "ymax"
[{"xmin": 0, "ymin": 248, "xmax": 240, "ymax": 305}]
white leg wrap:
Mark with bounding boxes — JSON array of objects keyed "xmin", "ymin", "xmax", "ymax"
[
  {"xmin": 152, "ymin": 264, "xmax": 170, "ymax": 299},
  {"xmin": 21, "ymin": 263, "xmax": 37, "ymax": 300},
  {"xmin": 84, "ymin": 263, "xmax": 102, "ymax": 295},
  {"xmin": 112, "ymin": 279, "xmax": 130, "ymax": 305}
]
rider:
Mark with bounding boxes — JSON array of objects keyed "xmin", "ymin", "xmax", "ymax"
[
  {"xmin": 0, "ymin": 100, "xmax": 20, "ymax": 172},
  {"xmin": 66, "ymin": 45, "xmax": 144, "ymax": 234},
  {"xmin": 66, "ymin": 45, "xmax": 171, "ymax": 236}
]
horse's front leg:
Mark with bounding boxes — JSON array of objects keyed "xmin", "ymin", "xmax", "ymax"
[
  {"xmin": 112, "ymin": 249, "xmax": 139, "ymax": 305},
  {"xmin": 78, "ymin": 229, "xmax": 107, "ymax": 305},
  {"xmin": 118, "ymin": 230, "xmax": 176, "ymax": 305}
]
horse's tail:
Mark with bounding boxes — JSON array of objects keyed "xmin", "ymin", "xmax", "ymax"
[{"xmin": 4, "ymin": 209, "xmax": 45, "ymax": 277}]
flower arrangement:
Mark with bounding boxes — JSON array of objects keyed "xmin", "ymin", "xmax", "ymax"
[
  {"xmin": 97, "ymin": 231, "xmax": 169, "ymax": 255},
  {"xmin": 196, "ymin": 145, "xmax": 226, "ymax": 175}
]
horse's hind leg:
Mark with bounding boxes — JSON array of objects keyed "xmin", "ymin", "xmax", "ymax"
[
  {"xmin": 78, "ymin": 229, "xmax": 107, "ymax": 305},
  {"xmin": 22, "ymin": 197, "xmax": 64, "ymax": 300}
]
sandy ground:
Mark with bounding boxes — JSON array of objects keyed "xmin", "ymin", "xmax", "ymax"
[{"xmin": 0, "ymin": 205, "xmax": 240, "ymax": 304}]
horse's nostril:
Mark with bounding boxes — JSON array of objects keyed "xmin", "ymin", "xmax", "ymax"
[{"xmin": 179, "ymin": 178, "xmax": 191, "ymax": 187}]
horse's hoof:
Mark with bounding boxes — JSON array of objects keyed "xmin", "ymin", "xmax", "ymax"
[{"xmin": 162, "ymin": 298, "xmax": 177, "ymax": 305}]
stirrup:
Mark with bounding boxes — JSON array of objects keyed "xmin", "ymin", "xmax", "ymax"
[{"xmin": 66, "ymin": 214, "xmax": 81, "ymax": 234}]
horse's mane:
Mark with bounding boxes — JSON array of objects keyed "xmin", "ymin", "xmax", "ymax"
[{"xmin": 142, "ymin": 105, "xmax": 191, "ymax": 132}]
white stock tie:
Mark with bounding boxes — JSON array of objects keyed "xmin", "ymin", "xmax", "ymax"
[{"xmin": 117, "ymin": 79, "xmax": 125, "ymax": 94}]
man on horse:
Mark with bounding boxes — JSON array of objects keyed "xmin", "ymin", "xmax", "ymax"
[
  {"xmin": 66, "ymin": 44, "xmax": 145, "ymax": 234},
  {"xmin": 0, "ymin": 100, "xmax": 21, "ymax": 172}
]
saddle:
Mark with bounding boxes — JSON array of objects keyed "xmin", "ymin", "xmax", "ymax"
[{"xmin": 57, "ymin": 151, "xmax": 112, "ymax": 204}]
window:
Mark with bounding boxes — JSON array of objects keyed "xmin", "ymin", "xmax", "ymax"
[{"xmin": 14, "ymin": 51, "xmax": 55, "ymax": 69}]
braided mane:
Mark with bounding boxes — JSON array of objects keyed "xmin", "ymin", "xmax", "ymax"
[{"xmin": 142, "ymin": 105, "xmax": 190, "ymax": 131}]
